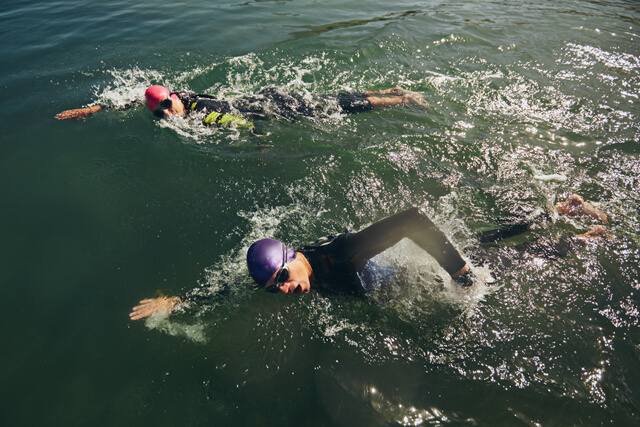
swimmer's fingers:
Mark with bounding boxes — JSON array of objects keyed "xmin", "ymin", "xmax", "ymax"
[
  {"xmin": 129, "ymin": 296, "xmax": 180, "ymax": 321},
  {"xmin": 129, "ymin": 299, "xmax": 157, "ymax": 321},
  {"xmin": 55, "ymin": 106, "xmax": 102, "ymax": 120},
  {"xmin": 129, "ymin": 301, "xmax": 159, "ymax": 320}
]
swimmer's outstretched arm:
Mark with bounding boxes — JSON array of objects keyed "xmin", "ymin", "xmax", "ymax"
[
  {"xmin": 129, "ymin": 296, "xmax": 182, "ymax": 321},
  {"xmin": 55, "ymin": 105, "xmax": 104, "ymax": 120},
  {"xmin": 56, "ymin": 100, "xmax": 141, "ymax": 120}
]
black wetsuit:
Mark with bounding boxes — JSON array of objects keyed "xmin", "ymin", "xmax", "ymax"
[
  {"xmin": 182, "ymin": 208, "xmax": 590, "ymax": 309},
  {"xmin": 297, "ymin": 208, "xmax": 467, "ymax": 293},
  {"xmin": 173, "ymin": 87, "xmax": 374, "ymax": 124}
]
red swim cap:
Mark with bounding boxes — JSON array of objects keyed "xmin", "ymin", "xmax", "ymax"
[{"xmin": 144, "ymin": 85, "xmax": 171, "ymax": 111}]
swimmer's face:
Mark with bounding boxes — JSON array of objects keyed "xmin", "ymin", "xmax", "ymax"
[
  {"xmin": 153, "ymin": 95, "xmax": 185, "ymax": 118},
  {"xmin": 263, "ymin": 254, "xmax": 311, "ymax": 295}
]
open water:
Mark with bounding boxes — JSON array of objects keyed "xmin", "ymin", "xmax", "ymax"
[{"xmin": 2, "ymin": 0, "xmax": 640, "ymax": 425}]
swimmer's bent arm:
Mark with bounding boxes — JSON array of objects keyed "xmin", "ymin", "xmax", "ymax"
[{"xmin": 344, "ymin": 207, "xmax": 469, "ymax": 278}]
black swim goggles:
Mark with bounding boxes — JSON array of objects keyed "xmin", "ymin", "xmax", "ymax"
[
  {"xmin": 153, "ymin": 97, "xmax": 174, "ymax": 117},
  {"xmin": 265, "ymin": 243, "xmax": 290, "ymax": 293}
]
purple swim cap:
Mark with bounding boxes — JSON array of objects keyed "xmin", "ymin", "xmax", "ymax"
[{"xmin": 247, "ymin": 238, "xmax": 296, "ymax": 287}]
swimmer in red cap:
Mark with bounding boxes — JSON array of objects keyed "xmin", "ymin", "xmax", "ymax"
[
  {"xmin": 55, "ymin": 84, "xmax": 429, "ymax": 128},
  {"xmin": 143, "ymin": 85, "xmax": 185, "ymax": 118}
]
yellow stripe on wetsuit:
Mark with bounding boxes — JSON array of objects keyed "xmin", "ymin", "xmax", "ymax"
[{"xmin": 191, "ymin": 102, "xmax": 253, "ymax": 129}]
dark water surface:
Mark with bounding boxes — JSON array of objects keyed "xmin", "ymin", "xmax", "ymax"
[{"xmin": 2, "ymin": 0, "xmax": 639, "ymax": 425}]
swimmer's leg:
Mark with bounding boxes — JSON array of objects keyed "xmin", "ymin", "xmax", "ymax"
[
  {"xmin": 364, "ymin": 87, "xmax": 429, "ymax": 109},
  {"xmin": 365, "ymin": 87, "xmax": 409, "ymax": 96},
  {"xmin": 575, "ymin": 225, "xmax": 608, "ymax": 241},
  {"xmin": 478, "ymin": 211, "xmax": 551, "ymax": 243}
]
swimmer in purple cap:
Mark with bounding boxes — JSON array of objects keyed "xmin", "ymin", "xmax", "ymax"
[
  {"xmin": 129, "ymin": 195, "xmax": 608, "ymax": 320},
  {"xmin": 130, "ymin": 207, "xmax": 471, "ymax": 319},
  {"xmin": 55, "ymin": 84, "xmax": 429, "ymax": 129}
]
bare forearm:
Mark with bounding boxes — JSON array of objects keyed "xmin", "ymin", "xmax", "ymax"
[{"xmin": 55, "ymin": 105, "xmax": 103, "ymax": 120}]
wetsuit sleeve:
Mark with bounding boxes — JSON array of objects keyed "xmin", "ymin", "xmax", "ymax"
[
  {"xmin": 190, "ymin": 96, "xmax": 231, "ymax": 114},
  {"xmin": 343, "ymin": 208, "xmax": 467, "ymax": 276},
  {"xmin": 477, "ymin": 210, "xmax": 550, "ymax": 243}
]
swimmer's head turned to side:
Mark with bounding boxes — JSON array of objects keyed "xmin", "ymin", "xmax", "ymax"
[{"xmin": 144, "ymin": 85, "xmax": 185, "ymax": 118}]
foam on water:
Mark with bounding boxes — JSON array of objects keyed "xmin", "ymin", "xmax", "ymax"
[
  {"xmin": 140, "ymin": 201, "xmax": 313, "ymax": 342},
  {"xmin": 86, "ymin": 51, "xmax": 451, "ymax": 145},
  {"xmin": 141, "ymin": 178, "xmax": 503, "ymax": 348},
  {"xmin": 144, "ymin": 311, "xmax": 209, "ymax": 344},
  {"xmin": 93, "ymin": 67, "xmax": 163, "ymax": 108}
]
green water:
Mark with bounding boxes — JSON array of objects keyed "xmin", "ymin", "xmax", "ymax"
[{"xmin": 1, "ymin": 0, "xmax": 639, "ymax": 425}]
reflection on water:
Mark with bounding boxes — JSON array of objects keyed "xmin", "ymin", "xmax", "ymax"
[{"xmin": 284, "ymin": 10, "xmax": 424, "ymax": 44}]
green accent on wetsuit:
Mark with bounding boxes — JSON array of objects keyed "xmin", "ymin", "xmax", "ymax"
[
  {"xmin": 178, "ymin": 93, "xmax": 254, "ymax": 129},
  {"xmin": 203, "ymin": 111, "xmax": 254, "ymax": 129},
  {"xmin": 178, "ymin": 88, "xmax": 371, "ymax": 127}
]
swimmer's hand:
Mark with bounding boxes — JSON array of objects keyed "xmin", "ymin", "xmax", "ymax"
[
  {"xmin": 129, "ymin": 296, "xmax": 182, "ymax": 321},
  {"xmin": 555, "ymin": 194, "xmax": 608, "ymax": 223},
  {"xmin": 55, "ymin": 105, "xmax": 103, "ymax": 120},
  {"xmin": 452, "ymin": 264, "xmax": 473, "ymax": 287}
]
